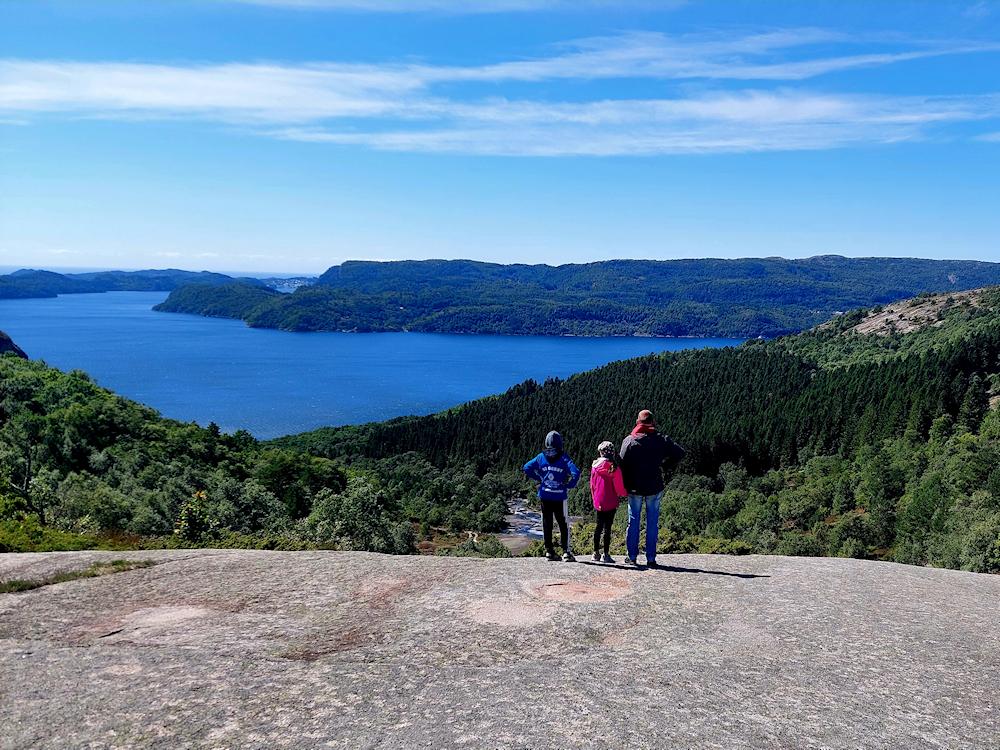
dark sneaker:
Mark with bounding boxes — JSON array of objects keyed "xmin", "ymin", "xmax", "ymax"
[
  {"xmin": 545, "ymin": 551, "xmax": 560, "ymax": 562},
  {"xmin": 592, "ymin": 552, "xmax": 602, "ymax": 562},
  {"xmin": 624, "ymin": 556, "xmax": 637, "ymax": 566},
  {"xmin": 562, "ymin": 552, "xmax": 576, "ymax": 563},
  {"xmin": 646, "ymin": 559, "xmax": 659, "ymax": 569},
  {"xmin": 601, "ymin": 553, "xmax": 615, "ymax": 564}
]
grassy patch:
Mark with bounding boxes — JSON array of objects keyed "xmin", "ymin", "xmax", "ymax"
[
  {"xmin": 0, "ymin": 559, "xmax": 155, "ymax": 594},
  {"xmin": 0, "ymin": 517, "xmax": 137, "ymax": 553}
]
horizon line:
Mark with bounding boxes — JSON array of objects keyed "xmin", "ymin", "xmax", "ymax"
[{"xmin": 4, "ymin": 253, "xmax": 1000, "ymax": 278}]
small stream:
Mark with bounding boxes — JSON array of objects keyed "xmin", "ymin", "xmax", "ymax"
[
  {"xmin": 497, "ymin": 498, "xmax": 583, "ymax": 553},
  {"xmin": 504, "ymin": 498, "xmax": 545, "ymax": 538}
]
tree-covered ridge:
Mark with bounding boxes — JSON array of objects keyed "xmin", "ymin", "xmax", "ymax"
[
  {"xmin": 276, "ymin": 288, "xmax": 1000, "ymax": 571},
  {"xmin": 0, "ymin": 356, "xmax": 514, "ymax": 554},
  {"xmin": 154, "ymin": 256, "xmax": 1000, "ymax": 338},
  {"xmin": 276, "ymin": 287, "xmax": 1000, "ymax": 474},
  {"xmin": 0, "ymin": 269, "xmax": 244, "ymax": 300},
  {"xmin": 155, "ymin": 281, "xmax": 281, "ymax": 320},
  {"xmin": 777, "ymin": 287, "xmax": 1000, "ymax": 368}
]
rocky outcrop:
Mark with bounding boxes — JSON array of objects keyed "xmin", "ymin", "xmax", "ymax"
[
  {"xmin": 828, "ymin": 287, "xmax": 992, "ymax": 336},
  {"xmin": 0, "ymin": 330, "xmax": 26, "ymax": 358},
  {"xmin": 2, "ymin": 550, "xmax": 998, "ymax": 748}
]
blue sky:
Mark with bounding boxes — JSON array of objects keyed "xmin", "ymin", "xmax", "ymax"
[{"xmin": 1, "ymin": 0, "xmax": 999, "ymax": 274}]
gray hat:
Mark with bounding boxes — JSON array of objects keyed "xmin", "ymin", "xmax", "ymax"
[{"xmin": 543, "ymin": 431, "xmax": 564, "ymax": 458}]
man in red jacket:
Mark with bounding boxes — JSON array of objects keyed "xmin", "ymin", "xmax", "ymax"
[{"xmin": 619, "ymin": 410, "xmax": 686, "ymax": 567}]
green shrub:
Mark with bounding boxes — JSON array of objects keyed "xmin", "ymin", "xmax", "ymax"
[
  {"xmin": 173, "ymin": 491, "xmax": 217, "ymax": 543},
  {"xmin": 437, "ymin": 535, "xmax": 512, "ymax": 558},
  {"xmin": 774, "ymin": 532, "xmax": 825, "ymax": 557},
  {"xmin": 0, "ymin": 516, "xmax": 109, "ymax": 553},
  {"xmin": 691, "ymin": 536, "xmax": 753, "ymax": 555},
  {"xmin": 521, "ymin": 539, "xmax": 548, "ymax": 557}
]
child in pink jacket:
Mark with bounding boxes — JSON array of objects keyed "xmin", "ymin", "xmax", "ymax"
[{"xmin": 590, "ymin": 440, "xmax": 627, "ymax": 562}]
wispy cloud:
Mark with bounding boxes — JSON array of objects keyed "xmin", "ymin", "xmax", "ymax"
[
  {"xmin": 963, "ymin": 1, "xmax": 995, "ymax": 19},
  {"xmin": 270, "ymin": 92, "xmax": 1000, "ymax": 156},
  {"xmin": 0, "ymin": 61, "xmax": 426, "ymax": 122},
  {"xmin": 434, "ymin": 30, "xmax": 1000, "ymax": 83},
  {"xmin": 1, "ymin": 29, "xmax": 998, "ymax": 156},
  {"xmin": 226, "ymin": 0, "xmax": 685, "ymax": 11},
  {"xmin": 4, "ymin": 30, "xmax": 996, "ymax": 115}
]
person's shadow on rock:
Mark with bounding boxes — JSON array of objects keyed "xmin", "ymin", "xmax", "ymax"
[
  {"xmin": 650, "ymin": 563, "xmax": 769, "ymax": 579},
  {"xmin": 576, "ymin": 559, "xmax": 769, "ymax": 579}
]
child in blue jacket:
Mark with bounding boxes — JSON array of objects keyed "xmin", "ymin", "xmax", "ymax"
[{"xmin": 523, "ymin": 431, "xmax": 581, "ymax": 562}]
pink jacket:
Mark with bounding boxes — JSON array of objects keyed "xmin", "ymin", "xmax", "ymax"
[{"xmin": 590, "ymin": 458, "xmax": 626, "ymax": 512}]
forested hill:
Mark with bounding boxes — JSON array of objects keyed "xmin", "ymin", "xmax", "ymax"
[
  {"xmin": 276, "ymin": 288, "xmax": 1000, "ymax": 473},
  {"xmin": 0, "ymin": 353, "xmax": 512, "ymax": 555},
  {"xmin": 275, "ymin": 288, "xmax": 1000, "ymax": 572},
  {"xmin": 0, "ymin": 269, "xmax": 240, "ymax": 299},
  {"xmin": 155, "ymin": 256, "xmax": 1000, "ymax": 338}
]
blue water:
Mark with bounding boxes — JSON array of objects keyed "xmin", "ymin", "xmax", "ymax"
[{"xmin": 0, "ymin": 292, "xmax": 743, "ymax": 439}]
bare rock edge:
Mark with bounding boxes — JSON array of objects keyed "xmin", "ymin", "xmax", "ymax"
[{"xmin": 2, "ymin": 550, "xmax": 998, "ymax": 749}]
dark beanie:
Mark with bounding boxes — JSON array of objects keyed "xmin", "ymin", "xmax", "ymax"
[{"xmin": 544, "ymin": 431, "xmax": 564, "ymax": 457}]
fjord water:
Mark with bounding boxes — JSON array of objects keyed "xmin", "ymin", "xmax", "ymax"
[{"xmin": 0, "ymin": 292, "xmax": 743, "ymax": 438}]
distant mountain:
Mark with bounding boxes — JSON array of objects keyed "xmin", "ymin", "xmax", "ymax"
[
  {"xmin": 0, "ymin": 331, "xmax": 27, "ymax": 359},
  {"xmin": 0, "ymin": 268, "xmax": 251, "ymax": 300},
  {"xmin": 154, "ymin": 256, "xmax": 1000, "ymax": 338}
]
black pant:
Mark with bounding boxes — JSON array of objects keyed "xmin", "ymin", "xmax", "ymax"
[
  {"xmin": 594, "ymin": 508, "xmax": 617, "ymax": 554},
  {"xmin": 541, "ymin": 499, "xmax": 570, "ymax": 554}
]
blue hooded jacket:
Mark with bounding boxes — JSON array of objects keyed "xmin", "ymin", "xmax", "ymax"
[{"xmin": 523, "ymin": 451, "xmax": 581, "ymax": 502}]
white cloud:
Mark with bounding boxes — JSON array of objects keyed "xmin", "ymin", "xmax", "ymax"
[
  {"xmin": 4, "ymin": 30, "xmax": 997, "ymax": 118},
  {"xmin": 977, "ymin": 131, "xmax": 1000, "ymax": 141},
  {"xmin": 436, "ymin": 31, "xmax": 1000, "ymax": 83},
  {"xmin": 1, "ymin": 29, "xmax": 999, "ymax": 156},
  {"xmin": 226, "ymin": 0, "xmax": 685, "ymax": 11},
  {"xmin": 0, "ymin": 61, "xmax": 425, "ymax": 122},
  {"xmin": 436, "ymin": 91, "xmax": 997, "ymax": 126},
  {"xmin": 270, "ymin": 92, "xmax": 1000, "ymax": 156}
]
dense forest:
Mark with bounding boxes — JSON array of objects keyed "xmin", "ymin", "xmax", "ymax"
[
  {"xmin": 0, "ymin": 353, "xmax": 516, "ymax": 554},
  {"xmin": 0, "ymin": 268, "xmax": 239, "ymax": 299},
  {"xmin": 274, "ymin": 289, "xmax": 1000, "ymax": 572},
  {"xmin": 155, "ymin": 256, "xmax": 1000, "ymax": 338},
  {"xmin": 0, "ymin": 268, "xmax": 316, "ymax": 300}
]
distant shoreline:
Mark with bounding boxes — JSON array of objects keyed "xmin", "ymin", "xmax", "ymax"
[{"xmin": 2, "ymin": 290, "xmax": 747, "ymax": 341}]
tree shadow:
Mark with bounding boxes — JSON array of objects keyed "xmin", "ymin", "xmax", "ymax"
[{"xmin": 575, "ymin": 559, "xmax": 768, "ymax": 579}]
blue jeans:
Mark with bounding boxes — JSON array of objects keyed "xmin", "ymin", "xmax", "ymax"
[{"xmin": 626, "ymin": 492, "xmax": 662, "ymax": 562}]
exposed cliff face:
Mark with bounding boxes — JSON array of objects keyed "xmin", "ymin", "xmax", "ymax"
[
  {"xmin": 0, "ymin": 330, "xmax": 27, "ymax": 359},
  {"xmin": 2, "ymin": 550, "xmax": 998, "ymax": 748}
]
